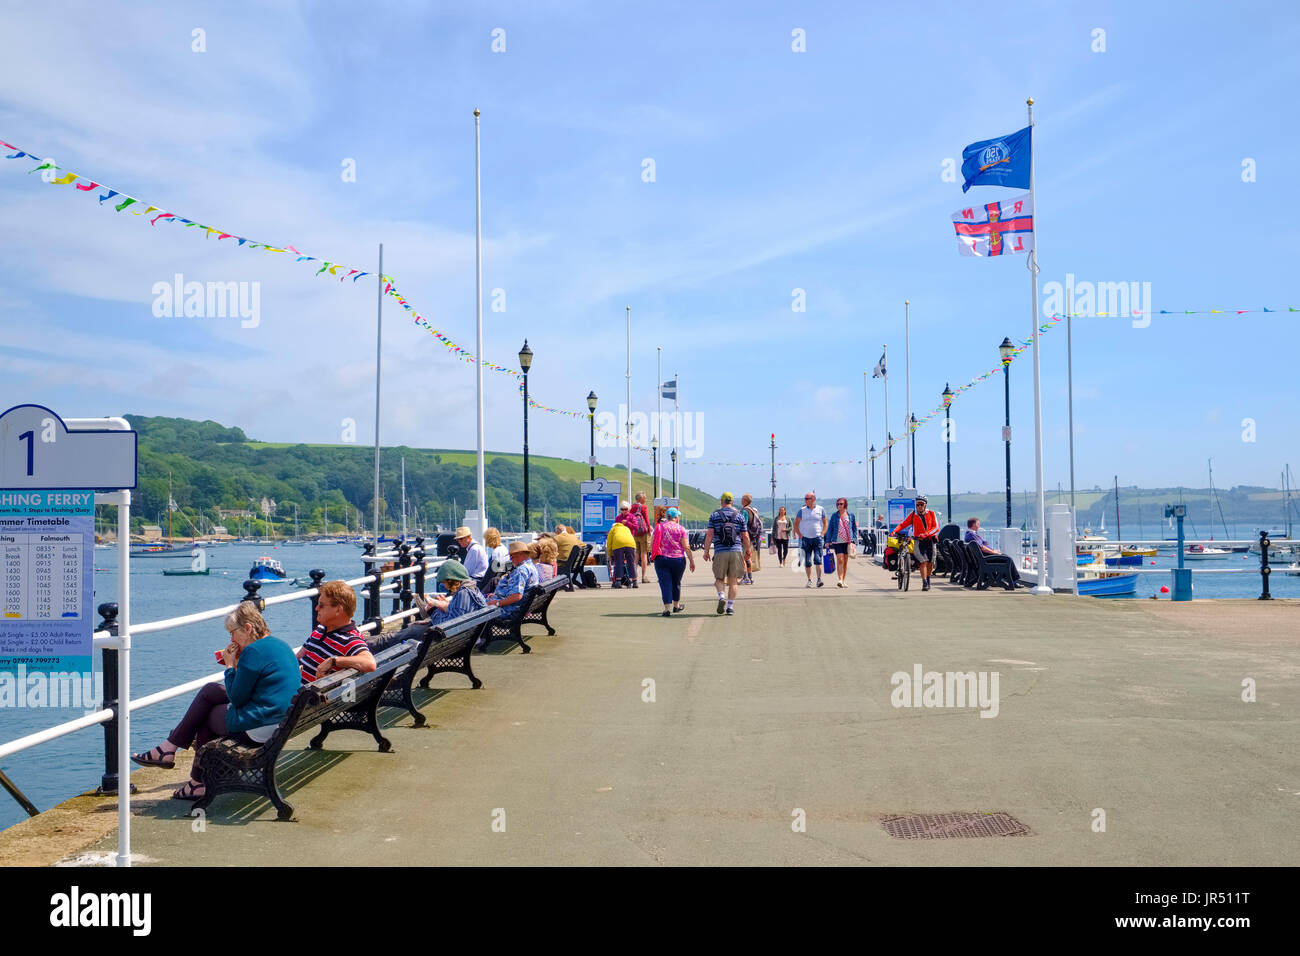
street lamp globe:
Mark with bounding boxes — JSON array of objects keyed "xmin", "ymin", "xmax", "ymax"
[
  {"xmin": 998, "ymin": 337, "xmax": 1015, "ymax": 365},
  {"xmin": 518, "ymin": 340, "xmax": 533, "ymax": 371},
  {"xmin": 586, "ymin": 390, "xmax": 598, "ymax": 412}
]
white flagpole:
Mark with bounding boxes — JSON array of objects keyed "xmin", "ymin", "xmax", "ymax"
[
  {"xmin": 904, "ymin": 299, "xmax": 912, "ymax": 490},
  {"xmin": 626, "ymin": 306, "xmax": 632, "ymax": 500},
  {"xmin": 863, "ymin": 370, "xmax": 870, "ymax": 519},
  {"xmin": 883, "ymin": 344, "xmax": 891, "ymax": 488},
  {"xmin": 474, "ymin": 109, "xmax": 487, "ymax": 539},
  {"xmin": 373, "ymin": 243, "xmax": 383, "ymax": 546},
  {"xmin": 656, "ymin": 345, "xmax": 662, "ymax": 499},
  {"xmin": 1027, "ymin": 96, "xmax": 1051, "ymax": 594},
  {"xmin": 673, "ymin": 370, "xmax": 679, "ymax": 498}
]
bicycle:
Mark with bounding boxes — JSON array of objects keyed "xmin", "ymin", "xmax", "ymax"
[{"xmin": 892, "ymin": 531, "xmax": 916, "ymax": 591}]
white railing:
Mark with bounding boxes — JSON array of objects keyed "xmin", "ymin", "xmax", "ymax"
[{"xmin": 0, "ymin": 545, "xmax": 445, "ymax": 783}]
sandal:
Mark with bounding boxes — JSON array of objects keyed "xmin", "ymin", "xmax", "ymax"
[
  {"xmin": 131, "ymin": 745, "xmax": 175, "ymax": 769},
  {"xmin": 172, "ymin": 780, "xmax": 205, "ymax": 800}
]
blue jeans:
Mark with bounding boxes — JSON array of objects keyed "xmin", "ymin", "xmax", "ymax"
[{"xmin": 654, "ymin": 555, "xmax": 686, "ymax": 605}]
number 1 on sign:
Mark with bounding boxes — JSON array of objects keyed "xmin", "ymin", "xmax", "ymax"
[{"xmin": 18, "ymin": 430, "xmax": 34, "ymax": 476}]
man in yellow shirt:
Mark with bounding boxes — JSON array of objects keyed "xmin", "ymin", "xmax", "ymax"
[{"xmin": 606, "ymin": 503, "xmax": 638, "ymax": 588}]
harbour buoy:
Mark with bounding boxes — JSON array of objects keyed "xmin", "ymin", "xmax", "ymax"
[
  {"xmin": 1159, "ymin": 585, "xmax": 1169, "ymax": 594},
  {"xmin": 1151, "ymin": 560, "xmax": 1156, "ymax": 565}
]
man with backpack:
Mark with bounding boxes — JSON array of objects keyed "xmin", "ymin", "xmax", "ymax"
[
  {"xmin": 740, "ymin": 493, "xmax": 764, "ymax": 584},
  {"xmin": 701, "ymin": 492, "xmax": 752, "ymax": 616}
]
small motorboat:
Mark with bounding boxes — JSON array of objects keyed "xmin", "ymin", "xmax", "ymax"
[
  {"xmin": 1184, "ymin": 544, "xmax": 1229, "ymax": 561},
  {"xmin": 1121, "ymin": 546, "xmax": 1157, "ymax": 557},
  {"xmin": 248, "ymin": 557, "xmax": 287, "ymax": 581},
  {"xmin": 1075, "ymin": 552, "xmax": 1138, "ymax": 596},
  {"xmin": 1104, "ymin": 554, "xmax": 1144, "ymax": 567}
]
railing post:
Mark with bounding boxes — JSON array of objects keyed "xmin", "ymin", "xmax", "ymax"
[
  {"xmin": 308, "ymin": 569, "xmax": 326, "ymax": 628},
  {"xmin": 242, "ymin": 579, "xmax": 264, "ymax": 611},
  {"xmin": 96, "ymin": 602, "xmax": 121, "ymax": 796},
  {"xmin": 1259, "ymin": 530, "xmax": 1273, "ymax": 601},
  {"xmin": 395, "ymin": 543, "xmax": 412, "ymax": 614},
  {"xmin": 412, "ymin": 539, "xmax": 427, "ymax": 600},
  {"xmin": 362, "ymin": 544, "xmax": 377, "ymax": 620}
]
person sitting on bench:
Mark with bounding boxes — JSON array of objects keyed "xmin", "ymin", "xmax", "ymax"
[
  {"xmin": 487, "ymin": 540, "xmax": 539, "ymax": 619},
  {"xmin": 965, "ymin": 517, "xmax": 1021, "ymax": 584},
  {"xmin": 130, "ymin": 602, "xmax": 300, "ymax": 801},
  {"xmin": 414, "ymin": 559, "xmax": 487, "ymax": 626},
  {"xmin": 301, "ymin": 580, "xmax": 376, "ymax": 681}
]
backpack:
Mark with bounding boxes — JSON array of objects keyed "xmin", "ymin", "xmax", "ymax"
[
  {"xmin": 745, "ymin": 506, "xmax": 763, "ymax": 545},
  {"xmin": 632, "ymin": 508, "xmax": 649, "ymax": 536},
  {"xmin": 714, "ymin": 509, "xmax": 739, "ymax": 549},
  {"xmin": 582, "ymin": 568, "xmax": 600, "ymax": 588}
]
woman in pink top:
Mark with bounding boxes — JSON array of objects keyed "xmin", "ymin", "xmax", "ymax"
[{"xmin": 650, "ymin": 507, "xmax": 696, "ymax": 616}]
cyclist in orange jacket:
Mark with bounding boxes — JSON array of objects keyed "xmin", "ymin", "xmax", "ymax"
[{"xmin": 893, "ymin": 494, "xmax": 939, "ymax": 591}]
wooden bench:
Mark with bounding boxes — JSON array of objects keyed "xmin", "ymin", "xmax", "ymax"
[
  {"xmin": 482, "ymin": 575, "xmax": 567, "ymax": 653},
  {"xmin": 189, "ymin": 641, "xmax": 418, "ymax": 821},
  {"xmin": 376, "ymin": 605, "xmax": 500, "ymax": 726}
]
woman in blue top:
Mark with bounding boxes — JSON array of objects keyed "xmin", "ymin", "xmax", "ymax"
[
  {"xmin": 825, "ymin": 498, "xmax": 859, "ymax": 588},
  {"xmin": 415, "ymin": 559, "xmax": 487, "ymax": 626},
  {"xmin": 130, "ymin": 603, "xmax": 300, "ymax": 800}
]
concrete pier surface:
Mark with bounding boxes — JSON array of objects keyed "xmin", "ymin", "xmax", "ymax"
[{"xmin": 3, "ymin": 556, "xmax": 1297, "ymax": 866}]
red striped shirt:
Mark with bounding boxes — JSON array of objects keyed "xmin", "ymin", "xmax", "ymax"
[{"xmin": 299, "ymin": 622, "xmax": 369, "ymax": 682}]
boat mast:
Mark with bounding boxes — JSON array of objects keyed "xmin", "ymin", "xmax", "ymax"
[
  {"xmin": 401, "ymin": 457, "xmax": 408, "ymax": 542},
  {"xmin": 167, "ymin": 469, "xmax": 173, "ymax": 546},
  {"xmin": 1114, "ymin": 475, "xmax": 1121, "ymax": 542}
]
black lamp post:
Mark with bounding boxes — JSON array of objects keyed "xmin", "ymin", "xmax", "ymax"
[
  {"xmin": 670, "ymin": 447, "xmax": 677, "ymax": 497},
  {"xmin": 999, "ymin": 336, "xmax": 1015, "ymax": 528},
  {"xmin": 519, "ymin": 340, "xmax": 533, "ymax": 530},
  {"xmin": 587, "ymin": 390, "xmax": 598, "ymax": 480},
  {"xmin": 650, "ymin": 437, "xmax": 659, "ymax": 499},
  {"xmin": 942, "ymin": 384, "xmax": 953, "ymax": 525}
]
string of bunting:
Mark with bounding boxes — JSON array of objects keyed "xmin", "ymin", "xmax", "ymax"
[{"xmin": 7, "ymin": 138, "xmax": 1290, "ymax": 469}]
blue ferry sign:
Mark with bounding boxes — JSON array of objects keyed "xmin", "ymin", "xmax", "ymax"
[
  {"xmin": 0, "ymin": 405, "xmax": 137, "ymax": 490},
  {"xmin": 580, "ymin": 478, "xmax": 621, "ymax": 544}
]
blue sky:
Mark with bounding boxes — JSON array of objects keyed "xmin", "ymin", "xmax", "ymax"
[{"xmin": 2, "ymin": 0, "xmax": 1298, "ymax": 504}]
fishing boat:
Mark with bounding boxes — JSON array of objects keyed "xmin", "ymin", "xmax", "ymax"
[
  {"xmin": 1104, "ymin": 554, "xmax": 1144, "ymax": 567},
  {"xmin": 1184, "ymin": 544, "xmax": 1229, "ymax": 561},
  {"xmin": 163, "ymin": 548, "xmax": 210, "ymax": 576},
  {"xmin": 248, "ymin": 557, "xmax": 287, "ymax": 581},
  {"xmin": 1121, "ymin": 546, "xmax": 1157, "ymax": 557},
  {"xmin": 1075, "ymin": 551, "xmax": 1138, "ymax": 596}
]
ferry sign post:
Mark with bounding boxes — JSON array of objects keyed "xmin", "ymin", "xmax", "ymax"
[
  {"xmin": 0, "ymin": 405, "xmax": 137, "ymax": 866},
  {"xmin": 580, "ymin": 478, "xmax": 621, "ymax": 544}
]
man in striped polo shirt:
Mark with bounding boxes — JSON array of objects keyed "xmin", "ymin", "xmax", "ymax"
[{"xmin": 300, "ymin": 580, "xmax": 376, "ymax": 681}]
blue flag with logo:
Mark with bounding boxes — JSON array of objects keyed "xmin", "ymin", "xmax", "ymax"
[{"xmin": 960, "ymin": 125, "xmax": 1032, "ymax": 193}]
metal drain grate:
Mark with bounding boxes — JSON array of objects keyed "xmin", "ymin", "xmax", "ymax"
[{"xmin": 881, "ymin": 812, "xmax": 1030, "ymax": 840}]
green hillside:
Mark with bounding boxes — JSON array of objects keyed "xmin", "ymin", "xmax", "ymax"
[{"xmin": 118, "ymin": 416, "xmax": 718, "ymax": 536}]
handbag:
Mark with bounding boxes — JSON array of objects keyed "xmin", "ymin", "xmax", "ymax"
[{"xmin": 768, "ymin": 542, "xmax": 776, "ymax": 555}]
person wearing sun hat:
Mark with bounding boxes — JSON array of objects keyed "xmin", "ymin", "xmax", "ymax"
[
  {"xmin": 650, "ymin": 506, "xmax": 695, "ymax": 616},
  {"xmin": 454, "ymin": 525, "xmax": 490, "ymax": 583},
  {"xmin": 487, "ymin": 539, "xmax": 540, "ymax": 618},
  {"xmin": 414, "ymin": 559, "xmax": 487, "ymax": 626}
]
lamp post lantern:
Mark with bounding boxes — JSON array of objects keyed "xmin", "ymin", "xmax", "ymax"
[
  {"xmin": 586, "ymin": 390, "xmax": 598, "ymax": 480},
  {"xmin": 519, "ymin": 340, "xmax": 533, "ymax": 531},
  {"xmin": 671, "ymin": 447, "xmax": 677, "ymax": 498},
  {"xmin": 942, "ymin": 383, "xmax": 953, "ymax": 524},
  {"xmin": 999, "ymin": 336, "xmax": 1015, "ymax": 529}
]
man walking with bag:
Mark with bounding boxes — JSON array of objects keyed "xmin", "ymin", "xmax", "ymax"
[
  {"xmin": 740, "ymin": 493, "xmax": 764, "ymax": 584},
  {"xmin": 794, "ymin": 492, "xmax": 827, "ymax": 589}
]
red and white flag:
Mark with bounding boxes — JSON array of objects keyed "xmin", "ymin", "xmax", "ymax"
[{"xmin": 951, "ymin": 192, "xmax": 1034, "ymax": 257}]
